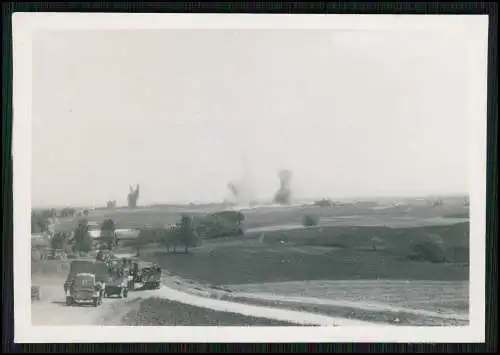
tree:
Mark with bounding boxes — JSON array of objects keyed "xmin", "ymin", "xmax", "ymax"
[
  {"xmin": 161, "ymin": 226, "xmax": 179, "ymax": 254},
  {"xmin": 409, "ymin": 233, "xmax": 447, "ymax": 263},
  {"xmin": 73, "ymin": 218, "xmax": 93, "ymax": 252},
  {"xmin": 31, "ymin": 212, "xmax": 49, "ymax": 234},
  {"xmin": 51, "ymin": 232, "xmax": 70, "ymax": 250},
  {"xmin": 178, "ymin": 215, "xmax": 199, "ymax": 253},
  {"xmin": 100, "ymin": 218, "xmax": 116, "ymax": 250}
]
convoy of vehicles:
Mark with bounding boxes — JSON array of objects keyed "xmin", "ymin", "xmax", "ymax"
[{"xmin": 64, "ymin": 254, "xmax": 161, "ymax": 306}]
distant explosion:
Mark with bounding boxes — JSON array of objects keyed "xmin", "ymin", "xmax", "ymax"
[
  {"xmin": 227, "ymin": 176, "xmax": 255, "ymax": 205},
  {"xmin": 127, "ymin": 184, "xmax": 140, "ymax": 208},
  {"xmin": 273, "ymin": 169, "xmax": 293, "ymax": 205},
  {"xmin": 227, "ymin": 182, "xmax": 239, "ymax": 198}
]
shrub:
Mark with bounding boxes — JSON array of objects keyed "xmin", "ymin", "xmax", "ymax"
[
  {"xmin": 197, "ymin": 215, "xmax": 244, "ymax": 239},
  {"xmin": 302, "ymin": 214, "xmax": 320, "ymax": 227},
  {"xmin": 409, "ymin": 233, "xmax": 447, "ymax": 263},
  {"xmin": 50, "ymin": 232, "xmax": 69, "ymax": 250}
]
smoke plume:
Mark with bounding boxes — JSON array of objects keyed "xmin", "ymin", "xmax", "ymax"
[
  {"xmin": 227, "ymin": 182, "xmax": 239, "ymax": 198},
  {"xmin": 227, "ymin": 175, "xmax": 255, "ymax": 205},
  {"xmin": 273, "ymin": 169, "xmax": 293, "ymax": 205},
  {"xmin": 127, "ymin": 184, "xmax": 140, "ymax": 208}
]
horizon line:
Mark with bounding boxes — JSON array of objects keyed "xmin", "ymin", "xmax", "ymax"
[{"xmin": 32, "ymin": 192, "xmax": 469, "ymax": 210}]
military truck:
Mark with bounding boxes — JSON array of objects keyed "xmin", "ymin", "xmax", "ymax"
[
  {"xmin": 104, "ymin": 274, "xmax": 129, "ymax": 298},
  {"xmin": 64, "ymin": 260, "xmax": 108, "ymax": 306},
  {"xmin": 130, "ymin": 261, "xmax": 161, "ymax": 290}
]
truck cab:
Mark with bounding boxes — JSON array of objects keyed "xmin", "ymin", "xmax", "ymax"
[{"xmin": 66, "ymin": 272, "xmax": 104, "ymax": 307}]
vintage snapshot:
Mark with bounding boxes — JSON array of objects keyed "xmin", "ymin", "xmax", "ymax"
[{"xmin": 13, "ymin": 14, "xmax": 488, "ymax": 343}]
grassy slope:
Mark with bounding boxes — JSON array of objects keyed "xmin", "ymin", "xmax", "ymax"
[
  {"xmin": 45, "ymin": 203, "xmax": 469, "ymax": 285},
  {"xmin": 121, "ymin": 298, "xmax": 296, "ymax": 326},
  {"xmin": 139, "ymin": 222, "xmax": 468, "ymax": 285}
]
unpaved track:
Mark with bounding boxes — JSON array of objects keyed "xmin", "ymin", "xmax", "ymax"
[
  {"xmin": 148, "ymin": 285, "xmax": 375, "ymax": 326},
  {"xmin": 32, "ymin": 273, "xmax": 466, "ymax": 326},
  {"xmin": 31, "ymin": 276, "xmax": 139, "ymax": 325},
  {"xmin": 31, "ymin": 275, "xmax": 378, "ymax": 326}
]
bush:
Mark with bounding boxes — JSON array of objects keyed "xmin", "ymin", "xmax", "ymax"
[
  {"xmin": 196, "ymin": 215, "xmax": 244, "ymax": 239},
  {"xmin": 409, "ymin": 233, "xmax": 447, "ymax": 263},
  {"xmin": 50, "ymin": 232, "xmax": 69, "ymax": 250},
  {"xmin": 302, "ymin": 214, "xmax": 320, "ymax": 227}
]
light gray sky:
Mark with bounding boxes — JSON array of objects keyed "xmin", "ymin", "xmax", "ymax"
[{"xmin": 32, "ymin": 29, "xmax": 470, "ymax": 207}]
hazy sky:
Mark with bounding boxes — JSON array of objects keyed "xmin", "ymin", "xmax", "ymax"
[{"xmin": 32, "ymin": 28, "xmax": 471, "ymax": 207}]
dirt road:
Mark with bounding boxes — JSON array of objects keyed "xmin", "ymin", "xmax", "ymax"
[
  {"xmin": 31, "ymin": 276, "xmax": 140, "ymax": 325},
  {"xmin": 31, "ymin": 271, "xmax": 467, "ymax": 327},
  {"xmin": 31, "ymin": 274, "xmax": 378, "ymax": 326}
]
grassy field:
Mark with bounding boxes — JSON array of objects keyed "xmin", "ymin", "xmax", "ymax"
[
  {"xmin": 224, "ymin": 296, "xmax": 467, "ymax": 326},
  {"xmin": 40, "ymin": 200, "xmax": 469, "ymax": 286},
  {"xmin": 52, "ymin": 199, "xmax": 469, "ymax": 231},
  {"xmin": 121, "ymin": 298, "xmax": 296, "ymax": 326},
  {"xmin": 229, "ymin": 280, "xmax": 469, "ymax": 313},
  {"xmin": 141, "ymin": 233, "xmax": 468, "ymax": 285}
]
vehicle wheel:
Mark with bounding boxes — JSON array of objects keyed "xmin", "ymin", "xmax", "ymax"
[
  {"xmin": 155, "ymin": 282, "xmax": 160, "ymax": 289},
  {"xmin": 66, "ymin": 297, "xmax": 73, "ymax": 306}
]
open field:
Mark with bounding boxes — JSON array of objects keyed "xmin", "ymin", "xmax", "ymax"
[
  {"xmin": 229, "ymin": 280, "xmax": 468, "ymax": 314},
  {"xmin": 32, "ymin": 199, "xmax": 470, "ymax": 326},
  {"xmin": 138, "ymin": 219, "xmax": 469, "ymax": 285},
  {"xmin": 51, "ymin": 198, "xmax": 469, "ymax": 232}
]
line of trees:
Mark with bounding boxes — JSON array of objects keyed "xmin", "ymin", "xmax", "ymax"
[
  {"xmin": 39, "ymin": 209, "xmax": 245, "ymax": 256},
  {"xmin": 162, "ymin": 215, "xmax": 199, "ymax": 254},
  {"xmin": 31, "ymin": 211, "xmax": 49, "ymax": 234},
  {"xmin": 48, "ymin": 218, "xmax": 93, "ymax": 253},
  {"xmin": 130, "ymin": 215, "xmax": 200, "ymax": 255}
]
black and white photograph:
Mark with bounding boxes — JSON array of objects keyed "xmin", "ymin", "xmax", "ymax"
[{"xmin": 13, "ymin": 13, "xmax": 488, "ymax": 343}]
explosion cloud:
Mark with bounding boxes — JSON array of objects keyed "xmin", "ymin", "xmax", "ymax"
[{"xmin": 273, "ymin": 169, "xmax": 293, "ymax": 205}]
